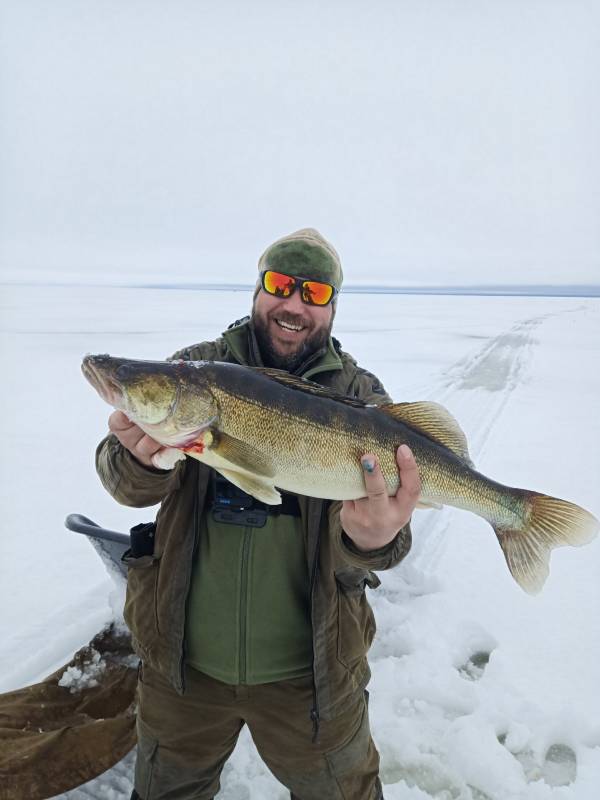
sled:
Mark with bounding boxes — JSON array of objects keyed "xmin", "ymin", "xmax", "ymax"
[
  {"xmin": 66, "ymin": 512, "xmax": 131, "ymax": 581},
  {"xmin": 0, "ymin": 515, "xmax": 138, "ymax": 800}
]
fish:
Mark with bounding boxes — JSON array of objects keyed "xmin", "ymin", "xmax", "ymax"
[{"xmin": 82, "ymin": 354, "xmax": 598, "ymax": 594}]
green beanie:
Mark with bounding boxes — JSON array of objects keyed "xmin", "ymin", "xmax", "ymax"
[{"xmin": 258, "ymin": 228, "xmax": 343, "ymax": 291}]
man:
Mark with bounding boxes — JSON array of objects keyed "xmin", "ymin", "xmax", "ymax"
[{"xmin": 96, "ymin": 228, "xmax": 421, "ymax": 800}]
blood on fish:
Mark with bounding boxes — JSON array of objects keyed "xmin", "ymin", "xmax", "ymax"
[{"xmin": 183, "ymin": 440, "xmax": 205, "ymax": 455}]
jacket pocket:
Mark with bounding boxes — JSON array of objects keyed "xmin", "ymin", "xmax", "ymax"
[
  {"xmin": 123, "ymin": 552, "xmax": 162, "ymax": 644},
  {"xmin": 335, "ymin": 569, "xmax": 378, "ymax": 671}
]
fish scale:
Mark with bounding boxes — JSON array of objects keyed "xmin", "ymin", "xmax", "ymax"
[{"xmin": 82, "ymin": 354, "xmax": 599, "ymax": 595}]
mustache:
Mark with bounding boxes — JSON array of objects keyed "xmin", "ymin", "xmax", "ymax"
[{"xmin": 270, "ymin": 311, "xmax": 312, "ymax": 328}]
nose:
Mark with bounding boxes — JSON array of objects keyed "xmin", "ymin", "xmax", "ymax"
[{"xmin": 281, "ymin": 287, "xmax": 306, "ymax": 314}]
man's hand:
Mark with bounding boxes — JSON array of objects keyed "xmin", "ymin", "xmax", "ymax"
[
  {"xmin": 108, "ymin": 410, "xmax": 163, "ymax": 469},
  {"xmin": 340, "ymin": 444, "xmax": 421, "ymax": 552}
]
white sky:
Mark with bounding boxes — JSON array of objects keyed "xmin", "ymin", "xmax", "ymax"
[{"xmin": 0, "ymin": 0, "xmax": 599, "ymax": 286}]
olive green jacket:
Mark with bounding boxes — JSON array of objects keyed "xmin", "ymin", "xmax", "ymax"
[{"xmin": 96, "ymin": 318, "xmax": 412, "ymax": 721}]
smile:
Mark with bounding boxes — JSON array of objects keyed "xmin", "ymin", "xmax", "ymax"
[{"xmin": 275, "ymin": 319, "xmax": 305, "ymax": 332}]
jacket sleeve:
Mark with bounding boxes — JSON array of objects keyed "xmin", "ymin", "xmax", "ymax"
[
  {"xmin": 347, "ymin": 366, "xmax": 393, "ymax": 407},
  {"xmin": 96, "ymin": 434, "xmax": 185, "ymax": 508},
  {"xmin": 330, "ymin": 361, "xmax": 413, "ymax": 570}
]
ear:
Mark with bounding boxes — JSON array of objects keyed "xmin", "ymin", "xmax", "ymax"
[
  {"xmin": 330, "ymin": 296, "xmax": 338, "ymax": 321},
  {"xmin": 252, "ymin": 277, "xmax": 262, "ymax": 304}
]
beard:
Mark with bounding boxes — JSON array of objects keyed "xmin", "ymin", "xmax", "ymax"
[{"xmin": 251, "ymin": 307, "xmax": 333, "ymax": 373}]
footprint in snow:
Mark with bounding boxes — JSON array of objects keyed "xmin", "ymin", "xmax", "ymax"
[
  {"xmin": 541, "ymin": 743, "xmax": 577, "ymax": 787},
  {"xmin": 497, "ymin": 735, "xmax": 577, "ymax": 786},
  {"xmin": 457, "ymin": 650, "xmax": 492, "ymax": 681}
]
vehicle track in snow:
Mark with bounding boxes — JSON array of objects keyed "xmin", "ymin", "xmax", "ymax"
[
  {"xmin": 405, "ymin": 312, "xmax": 551, "ymax": 573},
  {"xmin": 368, "ymin": 306, "xmax": 589, "ymax": 798}
]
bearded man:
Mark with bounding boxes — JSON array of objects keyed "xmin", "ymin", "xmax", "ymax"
[{"xmin": 96, "ymin": 228, "xmax": 421, "ymax": 800}]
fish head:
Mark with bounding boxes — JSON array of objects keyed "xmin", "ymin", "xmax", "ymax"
[{"xmin": 82, "ymin": 355, "xmax": 218, "ymax": 437}]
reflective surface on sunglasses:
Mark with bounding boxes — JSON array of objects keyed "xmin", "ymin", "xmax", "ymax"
[
  {"xmin": 301, "ymin": 281, "xmax": 333, "ymax": 305},
  {"xmin": 263, "ymin": 271, "xmax": 296, "ymax": 298},
  {"xmin": 263, "ymin": 271, "xmax": 334, "ymax": 306}
]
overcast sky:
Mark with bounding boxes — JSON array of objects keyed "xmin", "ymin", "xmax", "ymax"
[{"xmin": 0, "ymin": 0, "xmax": 598, "ymax": 286}]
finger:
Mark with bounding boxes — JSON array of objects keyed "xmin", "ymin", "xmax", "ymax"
[
  {"xmin": 108, "ymin": 410, "xmax": 135, "ymax": 433},
  {"xmin": 393, "ymin": 444, "xmax": 421, "ymax": 510},
  {"xmin": 341, "ymin": 499, "xmax": 356, "ymax": 525},
  {"xmin": 110, "ymin": 419, "xmax": 145, "ymax": 451},
  {"xmin": 135, "ymin": 434, "xmax": 163, "ymax": 460},
  {"xmin": 360, "ymin": 454, "xmax": 389, "ymax": 505}
]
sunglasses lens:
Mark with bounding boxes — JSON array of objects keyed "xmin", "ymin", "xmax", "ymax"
[
  {"xmin": 302, "ymin": 281, "xmax": 334, "ymax": 306},
  {"xmin": 263, "ymin": 271, "xmax": 296, "ymax": 297},
  {"xmin": 262, "ymin": 271, "xmax": 335, "ymax": 306}
]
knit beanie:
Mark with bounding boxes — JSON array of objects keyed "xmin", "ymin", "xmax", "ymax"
[{"xmin": 257, "ymin": 228, "xmax": 343, "ymax": 291}]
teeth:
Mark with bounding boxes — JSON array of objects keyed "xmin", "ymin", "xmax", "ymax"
[{"xmin": 276, "ymin": 320, "xmax": 303, "ymax": 332}]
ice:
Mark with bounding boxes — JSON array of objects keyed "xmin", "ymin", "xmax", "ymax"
[
  {"xmin": 0, "ymin": 285, "xmax": 598, "ymax": 798},
  {"xmin": 58, "ymin": 649, "xmax": 105, "ymax": 693}
]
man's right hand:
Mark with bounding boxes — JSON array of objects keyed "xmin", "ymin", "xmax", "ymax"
[{"xmin": 108, "ymin": 411, "xmax": 162, "ymax": 469}]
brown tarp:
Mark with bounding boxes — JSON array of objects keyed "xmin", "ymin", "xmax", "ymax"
[{"xmin": 0, "ymin": 625, "xmax": 138, "ymax": 800}]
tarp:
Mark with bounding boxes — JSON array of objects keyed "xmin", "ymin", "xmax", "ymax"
[{"xmin": 0, "ymin": 624, "xmax": 137, "ymax": 800}]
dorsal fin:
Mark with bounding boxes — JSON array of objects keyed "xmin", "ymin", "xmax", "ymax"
[
  {"xmin": 252, "ymin": 367, "xmax": 369, "ymax": 408},
  {"xmin": 254, "ymin": 368, "xmax": 472, "ymax": 464},
  {"xmin": 380, "ymin": 401, "xmax": 473, "ymax": 466}
]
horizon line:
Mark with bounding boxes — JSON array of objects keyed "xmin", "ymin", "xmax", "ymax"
[{"xmin": 2, "ymin": 279, "xmax": 599, "ymax": 298}]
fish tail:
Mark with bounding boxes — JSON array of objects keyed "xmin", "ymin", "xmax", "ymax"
[{"xmin": 493, "ymin": 492, "xmax": 598, "ymax": 594}]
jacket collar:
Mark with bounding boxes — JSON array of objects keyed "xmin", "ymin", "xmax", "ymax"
[{"xmin": 222, "ymin": 316, "xmax": 344, "ymax": 381}]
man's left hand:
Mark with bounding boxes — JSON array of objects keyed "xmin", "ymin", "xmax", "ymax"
[{"xmin": 340, "ymin": 445, "xmax": 421, "ymax": 552}]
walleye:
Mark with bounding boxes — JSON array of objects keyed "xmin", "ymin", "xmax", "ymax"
[{"xmin": 82, "ymin": 354, "xmax": 598, "ymax": 594}]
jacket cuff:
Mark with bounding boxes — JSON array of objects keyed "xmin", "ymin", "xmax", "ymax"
[
  {"xmin": 328, "ymin": 500, "xmax": 412, "ymax": 571},
  {"xmin": 96, "ymin": 434, "xmax": 183, "ymax": 507},
  {"xmin": 339, "ymin": 524, "xmax": 412, "ymax": 571}
]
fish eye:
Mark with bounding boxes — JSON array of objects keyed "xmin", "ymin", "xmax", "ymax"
[{"xmin": 116, "ymin": 365, "xmax": 133, "ymax": 382}]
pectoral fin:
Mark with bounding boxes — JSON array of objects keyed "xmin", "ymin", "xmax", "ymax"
[
  {"xmin": 212, "ymin": 432, "xmax": 275, "ymax": 478},
  {"xmin": 182, "ymin": 430, "xmax": 278, "ymax": 502},
  {"xmin": 218, "ymin": 469, "xmax": 282, "ymax": 505}
]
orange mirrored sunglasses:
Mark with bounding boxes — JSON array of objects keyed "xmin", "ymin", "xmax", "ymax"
[{"xmin": 261, "ymin": 270, "xmax": 337, "ymax": 306}]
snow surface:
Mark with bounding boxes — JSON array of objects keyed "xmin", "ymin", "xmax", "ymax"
[{"xmin": 0, "ymin": 285, "xmax": 598, "ymax": 799}]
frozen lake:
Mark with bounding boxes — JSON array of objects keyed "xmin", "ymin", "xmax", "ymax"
[{"xmin": 0, "ymin": 284, "xmax": 598, "ymax": 799}]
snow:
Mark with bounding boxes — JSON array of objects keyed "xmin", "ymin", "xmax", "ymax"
[
  {"xmin": 0, "ymin": 285, "xmax": 598, "ymax": 799},
  {"xmin": 58, "ymin": 649, "xmax": 106, "ymax": 693}
]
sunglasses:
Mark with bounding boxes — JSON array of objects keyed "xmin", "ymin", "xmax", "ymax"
[{"xmin": 261, "ymin": 270, "xmax": 338, "ymax": 307}]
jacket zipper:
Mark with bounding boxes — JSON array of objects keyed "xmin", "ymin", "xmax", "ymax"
[
  {"xmin": 309, "ymin": 500, "xmax": 324, "ymax": 743},
  {"xmin": 239, "ymin": 525, "xmax": 253, "ymax": 684},
  {"xmin": 179, "ymin": 463, "xmax": 202, "ymax": 693}
]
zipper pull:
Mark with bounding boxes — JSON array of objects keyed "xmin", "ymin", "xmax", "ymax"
[{"xmin": 310, "ymin": 707, "xmax": 320, "ymax": 744}]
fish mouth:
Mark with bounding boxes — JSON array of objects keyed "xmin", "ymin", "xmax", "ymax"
[
  {"xmin": 82, "ymin": 355, "xmax": 125, "ymax": 408},
  {"xmin": 82, "ymin": 354, "xmax": 182, "ymax": 425}
]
